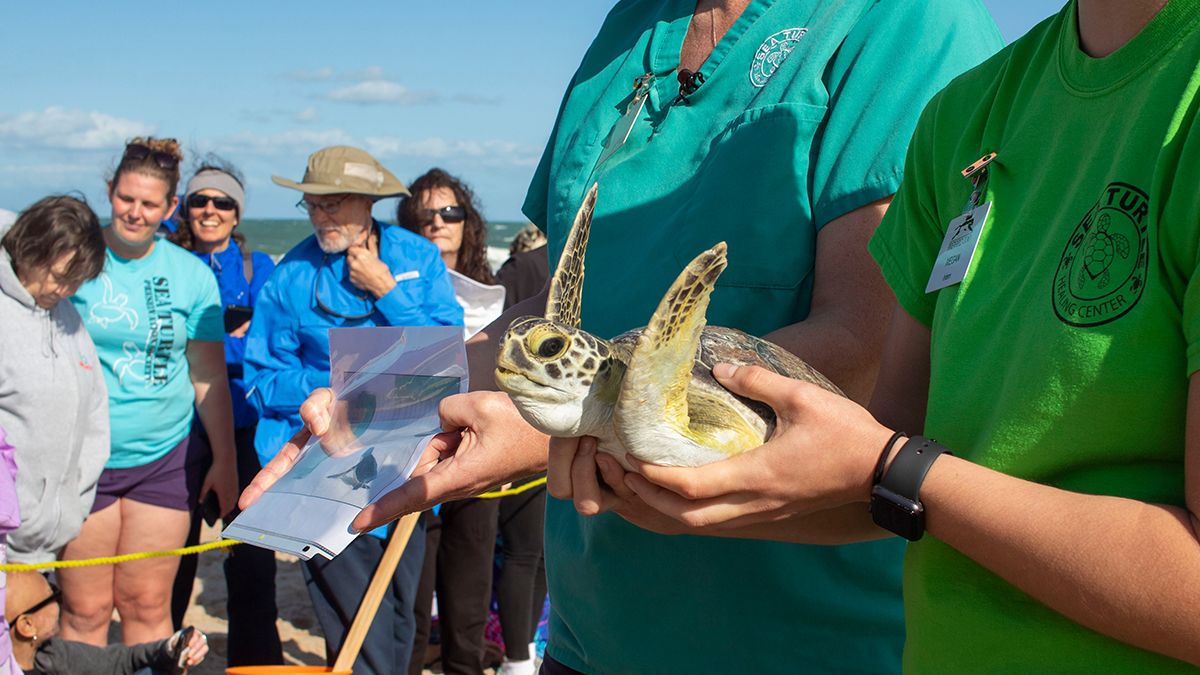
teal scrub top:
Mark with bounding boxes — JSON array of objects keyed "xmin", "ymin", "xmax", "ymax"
[{"xmin": 522, "ymin": 0, "xmax": 1003, "ymax": 673}]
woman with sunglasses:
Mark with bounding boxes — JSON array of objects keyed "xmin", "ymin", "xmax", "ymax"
[
  {"xmin": 398, "ymin": 169, "xmax": 508, "ymax": 675},
  {"xmin": 62, "ymin": 138, "xmax": 238, "ymax": 647},
  {"xmin": 166, "ymin": 159, "xmax": 282, "ymax": 666}
]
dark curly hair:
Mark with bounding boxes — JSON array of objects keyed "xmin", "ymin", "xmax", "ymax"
[
  {"xmin": 169, "ymin": 155, "xmax": 247, "ymax": 252},
  {"xmin": 397, "ymin": 168, "xmax": 493, "ymax": 285}
]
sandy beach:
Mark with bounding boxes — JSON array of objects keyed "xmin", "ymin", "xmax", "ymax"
[{"xmin": 157, "ymin": 523, "xmax": 476, "ymax": 675}]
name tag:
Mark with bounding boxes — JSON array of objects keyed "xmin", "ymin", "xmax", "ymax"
[
  {"xmin": 394, "ymin": 270, "xmax": 420, "ymax": 282},
  {"xmin": 925, "ymin": 202, "xmax": 991, "ymax": 293}
]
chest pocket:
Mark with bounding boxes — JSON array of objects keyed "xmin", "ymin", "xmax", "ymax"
[{"xmin": 676, "ymin": 102, "xmax": 827, "ymax": 290}]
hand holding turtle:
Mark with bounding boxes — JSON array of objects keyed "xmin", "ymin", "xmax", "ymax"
[
  {"xmin": 552, "ymin": 434, "xmax": 693, "ymax": 536},
  {"xmin": 624, "ymin": 363, "xmax": 895, "ymax": 533}
]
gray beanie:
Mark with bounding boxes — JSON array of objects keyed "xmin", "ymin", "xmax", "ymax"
[{"xmin": 185, "ymin": 169, "xmax": 246, "ymax": 217}]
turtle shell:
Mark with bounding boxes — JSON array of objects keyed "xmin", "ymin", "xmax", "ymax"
[{"xmin": 608, "ymin": 324, "xmax": 842, "ymax": 443}]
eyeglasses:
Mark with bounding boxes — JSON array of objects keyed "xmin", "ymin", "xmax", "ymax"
[
  {"xmin": 297, "ymin": 195, "xmax": 351, "ymax": 216},
  {"xmin": 123, "ymin": 143, "xmax": 180, "ymax": 170},
  {"xmin": 313, "ymin": 254, "xmax": 376, "ymax": 320},
  {"xmin": 418, "ymin": 206, "xmax": 466, "ymax": 224},
  {"xmin": 9, "ymin": 582, "xmax": 61, "ymax": 629},
  {"xmin": 187, "ymin": 194, "xmax": 238, "ymax": 211}
]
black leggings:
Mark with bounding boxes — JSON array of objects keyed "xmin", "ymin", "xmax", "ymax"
[{"xmin": 496, "ymin": 475, "xmax": 547, "ymax": 661}]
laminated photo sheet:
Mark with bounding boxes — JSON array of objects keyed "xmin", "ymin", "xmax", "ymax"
[{"xmin": 224, "ymin": 325, "xmax": 468, "ymax": 560}]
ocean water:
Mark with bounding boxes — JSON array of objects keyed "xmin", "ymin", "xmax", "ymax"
[{"xmin": 235, "ymin": 219, "xmax": 533, "ymax": 261}]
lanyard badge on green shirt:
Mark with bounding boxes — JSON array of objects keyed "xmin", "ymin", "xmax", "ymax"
[{"xmin": 926, "ymin": 153, "xmax": 996, "ymax": 293}]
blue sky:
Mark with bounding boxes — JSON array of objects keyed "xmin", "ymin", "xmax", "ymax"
[{"xmin": 0, "ymin": 0, "xmax": 1058, "ymax": 221}]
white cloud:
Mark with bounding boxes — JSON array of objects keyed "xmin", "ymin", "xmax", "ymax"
[
  {"xmin": 340, "ymin": 66, "xmax": 387, "ymax": 81},
  {"xmin": 0, "ymin": 163, "xmax": 93, "ymax": 173},
  {"xmin": 200, "ymin": 128, "xmax": 539, "ymax": 168},
  {"xmin": 285, "ymin": 67, "xmax": 334, "ymax": 81},
  {"xmin": 453, "ymin": 93, "xmax": 504, "ymax": 105},
  {"xmin": 321, "ymin": 81, "xmax": 438, "ymax": 105},
  {"xmin": 0, "ymin": 107, "xmax": 155, "ymax": 150},
  {"xmin": 293, "ymin": 107, "xmax": 321, "ymax": 124},
  {"xmin": 363, "ymin": 136, "xmax": 541, "ymax": 167},
  {"xmin": 205, "ymin": 128, "xmax": 356, "ymax": 156}
]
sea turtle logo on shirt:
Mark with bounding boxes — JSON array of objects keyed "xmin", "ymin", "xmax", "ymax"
[
  {"xmin": 749, "ymin": 28, "xmax": 807, "ymax": 87},
  {"xmin": 1052, "ymin": 182, "xmax": 1149, "ymax": 327},
  {"xmin": 88, "ymin": 275, "xmax": 138, "ymax": 330}
]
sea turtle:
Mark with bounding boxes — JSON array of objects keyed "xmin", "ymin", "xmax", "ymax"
[
  {"xmin": 1078, "ymin": 213, "xmax": 1130, "ymax": 290},
  {"xmin": 494, "ymin": 185, "xmax": 843, "ymax": 469},
  {"xmin": 328, "ymin": 447, "xmax": 378, "ymax": 490}
]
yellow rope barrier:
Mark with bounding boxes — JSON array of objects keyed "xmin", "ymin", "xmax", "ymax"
[
  {"xmin": 0, "ymin": 477, "xmax": 551, "ymax": 570},
  {"xmin": 0, "ymin": 539, "xmax": 240, "ymax": 572},
  {"xmin": 477, "ymin": 476, "xmax": 547, "ymax": 499}
]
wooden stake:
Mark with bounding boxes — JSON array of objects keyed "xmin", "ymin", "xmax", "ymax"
[{"xmin": 331, "ymin": 511, "xmax": 423, "ymax": 673}]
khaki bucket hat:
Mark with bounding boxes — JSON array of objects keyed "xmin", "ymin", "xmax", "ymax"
[{"xmin": 271, "ymin": 146, "xmax": 410, "ymax": 198}]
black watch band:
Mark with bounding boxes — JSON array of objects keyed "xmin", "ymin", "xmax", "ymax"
[{"xmin": 869, "ymin": 436, "xmax": 952, "ymax": 541}]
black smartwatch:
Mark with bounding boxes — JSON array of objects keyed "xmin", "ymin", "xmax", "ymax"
[{"xmin": 869, "ymin": 436, "xmax": 952, "ymax": 541}]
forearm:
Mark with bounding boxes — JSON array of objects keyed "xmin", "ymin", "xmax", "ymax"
[
  {"xmin": 193, "ymin": 377, "xmax": 236, "ymax": 465},
  {"xmin": 921, "ymin": 454, "xmax": 1200, "ymax": 665},
  {"xmin": 719, "ymin": 502, "xmax": 889, "ymax": 545},
  {"xmin": 763, "ymin": 311, "xmax": 886, "ymax": 404},
  {"xmin": 763, "ymin": 197, "xmax": 895, "ymax": 404}
]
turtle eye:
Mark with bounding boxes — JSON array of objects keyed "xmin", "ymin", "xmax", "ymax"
[{"xmin": 536, "ymin": 336, "xmax": 567, "ymax": 359}]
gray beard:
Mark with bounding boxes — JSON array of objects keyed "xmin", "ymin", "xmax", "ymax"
[{"xmin": 315, "ymin": 229, "xmax": 359, "ymax": 254}]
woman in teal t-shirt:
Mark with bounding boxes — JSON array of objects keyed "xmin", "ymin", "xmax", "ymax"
[{"xmin": 61, "ymin": 138, "xmax": 238, "ymax": 648}]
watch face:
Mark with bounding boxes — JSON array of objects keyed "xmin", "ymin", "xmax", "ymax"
[{"xmin": 870, "ymin": 486, "xmax": 925, "ymax": 541}]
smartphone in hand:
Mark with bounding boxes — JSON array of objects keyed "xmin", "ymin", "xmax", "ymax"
[
  {"xmin": 199, "ymin": 491, "xmax": 221, "ymax": 527},
  {"xmin": 224, "ymin": 304, "xmax": 253, "ymax": 333}
]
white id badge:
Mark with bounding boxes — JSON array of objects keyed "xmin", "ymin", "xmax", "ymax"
[{"xmin": 925, "ymin": 201, "xmax": 991, "ymax": 293}]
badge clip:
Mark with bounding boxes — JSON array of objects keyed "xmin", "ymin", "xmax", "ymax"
[
  {"xmin": 960, "ymin": 153, "xmax": 996, "ymax": 179},
  {"xmin": 961, "ymin": 153, "xmax": 995, "ymax": 215}
]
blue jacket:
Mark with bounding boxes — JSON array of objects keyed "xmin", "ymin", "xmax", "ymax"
[
  {"xmin": 244, "ymin": 220, "xmax": 462, "ymax": 466},
  {"xmin": 192, "ymin": 242, "xmax": 275, "ymax": 429}
]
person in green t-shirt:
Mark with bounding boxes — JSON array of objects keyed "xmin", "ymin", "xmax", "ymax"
[
  {"xmin": 244, "ymin": 2, "xmax": 1002, "ymax": 674},
  {"xmin": 608, "ymin": 0, "xmax": 1200, "ymax": 672}
]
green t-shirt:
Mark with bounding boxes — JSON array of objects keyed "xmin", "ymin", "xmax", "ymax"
[
  {"xmin": 71, "ymin": 240, "xmax": 224, "ymax": 468},
  {"xmin": 522, "ymin": 0, "xmax": 1002, "ymax": 672},
  {"xmin": 869, "ymin": 1, "xmax": 1200, "ymax": 671}
]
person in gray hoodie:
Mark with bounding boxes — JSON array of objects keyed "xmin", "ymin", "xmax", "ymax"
[{"xmin": 0, "ymin": 195, "xmax": 109, "ymax": 564}]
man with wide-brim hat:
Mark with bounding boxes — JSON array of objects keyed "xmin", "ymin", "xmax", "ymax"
[{"xmin": 246, "ymin": 146, "xmax": 462, "ymax": 675}]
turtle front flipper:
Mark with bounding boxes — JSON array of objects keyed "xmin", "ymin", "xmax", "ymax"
[
  {"xmin": 545, "ymin": 183, "xmax": 598, "ymax": 328},
  {"xmin": 614, "ymin": 243, "xmax": 744, "ymax": 466}
]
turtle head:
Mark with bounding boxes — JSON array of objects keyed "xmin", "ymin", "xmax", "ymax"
[{"xmin": 495, "ymin": 316, "xmax": 624, "ymax": 437}]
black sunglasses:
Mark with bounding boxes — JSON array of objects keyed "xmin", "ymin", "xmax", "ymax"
[
  {"xmin": 187, "ymin": 194, "xmax": 238, "ymax": 211},
  {"xmin": 123, "ymin": 143, "xmax": 179, "ymax": 170},
  {"xmin": 419, "ymin": 205, "xmax": 466, "ymax": 224},
  {"xmin": 313, "ymin": 254, "xmax": 376, "ymax": 320},
  {"xmin": 9, "ymin": 582, "xmax": 61, "ymax": 629}
]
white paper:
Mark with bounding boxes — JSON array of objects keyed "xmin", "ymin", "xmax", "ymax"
[
  {"xmin": 223, "ymin": 325, "xmax": 468, "ymax": 559},
  {"xmin": 447, "ymin": 269, "xmax": 506, "ymax": 339}
]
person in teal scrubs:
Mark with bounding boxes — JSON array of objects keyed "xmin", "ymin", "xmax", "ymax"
[{"xmin": 246, "ymin": 1, "xmax": 1002, "ymax": 673}]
